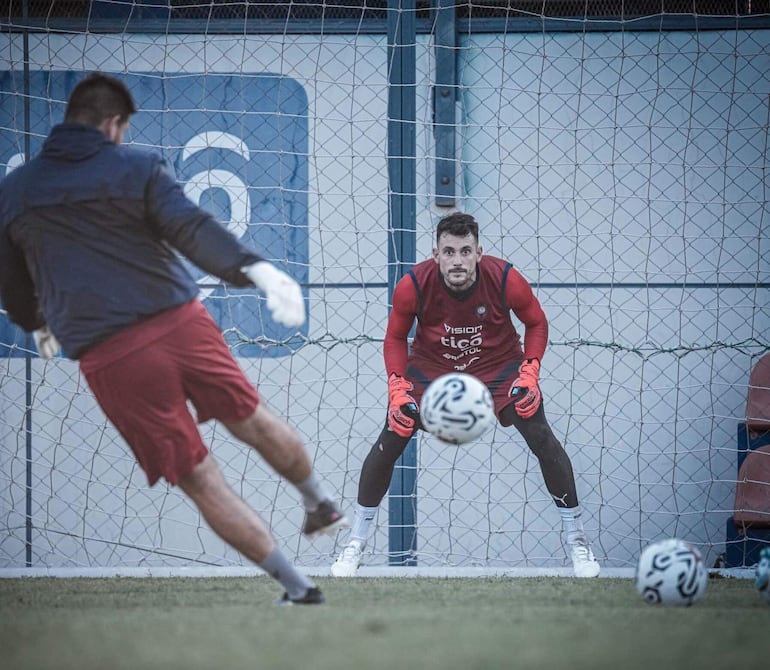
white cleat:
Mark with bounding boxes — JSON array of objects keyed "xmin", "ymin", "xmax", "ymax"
[
  {"xmin": 331, "ymin": 540, "xmax": 364, "ymax": 577},
  {"xmin": 570, "ymin": 538, "xmax": 600, "ymax": 578}
]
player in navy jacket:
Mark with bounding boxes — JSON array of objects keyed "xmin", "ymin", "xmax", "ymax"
[
  {"xmin": 0, "ymin": 72, "xmax": 346, "ymax": 604},
  {"xmin": 0, "ymin": 96, "xmax": 261, "ymax": 359}
]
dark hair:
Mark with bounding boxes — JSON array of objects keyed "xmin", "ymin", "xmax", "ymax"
[
  {"xmin": 64, "ymin": 72, "xmax": 136, "ymax": 126},
  {"xmin": 436, "ymin": 212, "xmax": 479, "ymax": 245}
]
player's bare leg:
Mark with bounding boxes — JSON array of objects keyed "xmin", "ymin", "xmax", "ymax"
[
  {"xmin": 179, "ymin": 454, "xmax": 275, "ymax": 560},
  {"xmin": 179, "ymin": 454, "xmax": 323, "ymax": 604},
  {"xmin": 223, "ymin": 402, "xmax": 348, "ymax": 538},
  {"xmin": 224, "ymin": 401, "xmax": 312, "ymax": 481}
]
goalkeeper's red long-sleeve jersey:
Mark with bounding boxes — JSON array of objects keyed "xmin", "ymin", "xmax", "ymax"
[{"xmin": 383, "ymin": 255, "xmax": 548, "ymax": 386}]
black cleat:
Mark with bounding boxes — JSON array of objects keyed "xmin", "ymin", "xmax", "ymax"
[
  {"xmin": 302, "ymin": 499, "xmax": 349, "ymax": 538},
  {"xmin": 274, "ymin": 587, "xmax": 326, "ymax": 606}
]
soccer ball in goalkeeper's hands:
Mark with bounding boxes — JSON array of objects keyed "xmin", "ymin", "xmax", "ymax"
[
  {"xmin": 635, "ymin": 538, "xmax": 708, "ymax": 606},
  {"xmin": 756, "ymin": 547, "xmax": 770, "ymax": 605},
  {"xmin": 420, "ymin": 372, "xmax": 495, "ymax": 445}
]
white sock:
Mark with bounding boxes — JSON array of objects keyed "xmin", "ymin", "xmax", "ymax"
[
  {"xmin": 260, "ymin": 548, "xmax": 315, "ymax": 599},
  {"xmin": 559, "ymin": 506, "xmax": 586, "ymax": 545},
  {"xmin": 350, "ymin": 503, "xmax": 378, "ymax": 545}
]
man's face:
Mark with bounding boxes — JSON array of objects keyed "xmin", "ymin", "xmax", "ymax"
[{"xmin": 433, "ymin": 232, "xmax": 482, "ymax": 292}]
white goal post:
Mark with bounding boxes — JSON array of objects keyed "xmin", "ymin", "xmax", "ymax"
[{"xmin": 1, "ymin": 1, "xmax": 769, "ymax": 575}]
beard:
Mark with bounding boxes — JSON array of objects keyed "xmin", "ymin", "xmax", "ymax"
[{"xmin": 443, "ymin": 267, "xmax": 475, "ymax": 290}]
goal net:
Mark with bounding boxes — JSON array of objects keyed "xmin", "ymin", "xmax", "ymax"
[{"xmin": 1, "ymin": 0, "xmax": 769, "ymax": 574}]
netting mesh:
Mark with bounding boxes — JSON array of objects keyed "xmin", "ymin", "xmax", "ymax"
[
  {"xmin": 6, "ymin": 1, "xmax": 769, "ymax": 19},
  {"xmin": 1, "ymin": 2, "xmax": 769, "ymax": 572}
]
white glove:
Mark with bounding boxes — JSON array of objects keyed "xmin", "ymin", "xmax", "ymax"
[
  {"xmin": 242, "ymin": 261, "xmax": 305, "ymax": 328},
  {"xmin": 33, "ymin": 326, "xmax": 60, "ymax": 359}
]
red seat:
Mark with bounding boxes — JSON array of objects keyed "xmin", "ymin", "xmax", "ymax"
[
  {"xmin": 734, "ymin": 352, "xmax": 770, "ymax": 532},
  {"xmin": 746, "ymin": 352, "xmax": 770, "ymax": 435}
]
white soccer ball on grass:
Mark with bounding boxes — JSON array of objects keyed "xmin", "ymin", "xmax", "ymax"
[
  {"xmin": 635, "ymin": 538, "xmax": 708, "ymax": 606},
  {"xmin": 755, "ymin": 546, "xmax": 770, "ymax": 605},
  {"xmin": 420, "ymin": 372, "xmax": 495, "ymax": 445}
]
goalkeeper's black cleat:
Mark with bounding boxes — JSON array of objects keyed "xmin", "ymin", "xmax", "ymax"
[
  {"xmin": 274, "ymin": 587, "xmax": 326, "ymax": 606},
  {"xmin": 302, "ymin": 499, "xmax": 349, "ymax": 538}
]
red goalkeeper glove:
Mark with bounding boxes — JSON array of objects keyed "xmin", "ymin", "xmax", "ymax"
[
  {"xmin": 387, "ymin": 373, "xmax": 419, "ymax": 437},
  {"xmin": 508, "ymin": 358, "xmax": 541, "ymax": 419}
]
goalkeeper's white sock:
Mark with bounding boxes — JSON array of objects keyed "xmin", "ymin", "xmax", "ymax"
[
  {"xmin": 296, "ymin": 471, "xmax": 327, "ymax": 510},
  {"xmin": 559, "ymin": 506, "xmax": 586, "ymax": 545},
  {"xmin": 350, "ymin": 503, "xmax": 378, "ymax": 545}
]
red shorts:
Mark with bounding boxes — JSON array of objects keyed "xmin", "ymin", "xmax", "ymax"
[{"xmin": 79, "ymin": 300, "xmax": 259, "ymax": 486}]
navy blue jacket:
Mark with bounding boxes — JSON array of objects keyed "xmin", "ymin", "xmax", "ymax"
[{"xmin": 0, "ymin": 123, "xmax": 261, "ymax": 358}]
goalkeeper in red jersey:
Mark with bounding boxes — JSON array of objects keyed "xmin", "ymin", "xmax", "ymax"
[
  {"xmin": 332, "ymin": 211, "xmax": 600, "ymax": 578},
  {"xmin": 0, "ymin": 72, "xmax": 347, "ymax": 604}
]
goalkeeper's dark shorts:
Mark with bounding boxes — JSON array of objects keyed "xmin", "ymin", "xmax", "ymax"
[{"xmin": 79, "ymin": 299, "xmax": 259, "ymax": 486}]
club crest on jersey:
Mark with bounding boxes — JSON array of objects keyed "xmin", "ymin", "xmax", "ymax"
[{"xmin": 476, "ymin": 304, "xmax": 487, "ymax": 318}]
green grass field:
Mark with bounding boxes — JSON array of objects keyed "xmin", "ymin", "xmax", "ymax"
[{"xmin": 1, "ymin": 575, "xmax": 767, "ymax": 670}]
